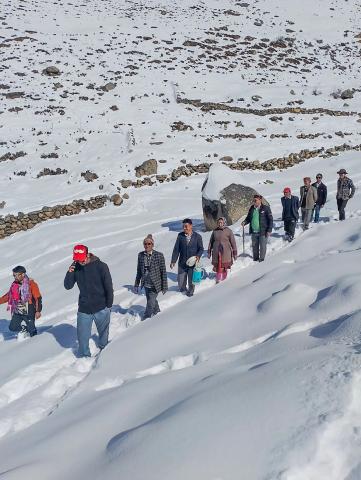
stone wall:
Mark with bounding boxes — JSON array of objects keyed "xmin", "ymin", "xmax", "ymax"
[{"xmin": 0, "ymin": 195, "xmax": 108, "ymax": 239}]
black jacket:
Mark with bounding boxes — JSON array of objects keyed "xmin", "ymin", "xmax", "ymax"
[
  {"xmin": 312, "ymin": 182, "xmax": 327, "ymax": 206},
  {"xmin": 281, "ymin": 195, "xmax": 300, "ymax": 221},
  {"xmin": 171, "ymin": 231, "xmax": 204, "ymax": 269},
  {"xmin": 135, "ymin": 250, "xmax": 168, "ymax": 293},
  {"xmin": 244, "ymin": 204, "xmax": 273, "ymax": 235},
  {"xmin": 64, "ymin": 255, "xmax": 114, "ymax": 314}
]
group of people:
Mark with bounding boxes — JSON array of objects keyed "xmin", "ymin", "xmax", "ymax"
[{"xmin": 0, "ymin": 169, "xmax": 355, "ymax": 357}]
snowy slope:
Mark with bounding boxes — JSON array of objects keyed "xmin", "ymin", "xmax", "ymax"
[
  {"xmin": 0, "ymin": 151, "xmax": 361, "ymax": 479},
  {"xmin": 1, "ymin": 0, "xmax": 361, "ymax": 479}
]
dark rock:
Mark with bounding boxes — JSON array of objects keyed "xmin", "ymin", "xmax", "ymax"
[
  {"xmin": 42, "ymin": 66, "xmax": 61, "ymax": 76},
  {"xmin": 340, "ymin": 89, "xmax": 354, "ymax": 100}
]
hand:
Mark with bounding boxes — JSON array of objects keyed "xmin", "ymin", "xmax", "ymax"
[
  {"xmin": 134, "ymin": 286, "xmax": 139, "ymax": 294},
  {"xmin": 195, "ymin": 256, "xmax": 200, "ymax": 262},
  {"xmin": 241, "ymin": 221, "xmax": 245, "ymax": 227},
  {"xmin": 35, "ymin": 312, "xmax": 41, "ymax": 320},
  {"xmin": 170, "ymin": 263, "xmax": 175, "ymax": 269},
  {"xmin": 266, "ymin": 232, "xmax": 271, "ymax": 237},
  {"xmin": 68, "ymin": 264, "xmax": 75, "ymax": 273}
]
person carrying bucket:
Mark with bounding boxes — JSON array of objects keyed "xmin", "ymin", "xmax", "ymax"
[
  {"xmin": 170, "ymin": 218, "xmax": 204, "ymax": 297},
  {"xmin": 208, "ymin": 217, "xmax": 237, "ymax": 283}
]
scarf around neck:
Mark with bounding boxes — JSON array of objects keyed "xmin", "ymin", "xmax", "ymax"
[{"xmin": 7, "ymin": 275, "xmax": 31, "ymax": 313}]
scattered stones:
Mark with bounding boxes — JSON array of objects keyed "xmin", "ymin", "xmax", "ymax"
[
  {"xmin": 0, "ymin": 201, "xmax": 5, "ymax": 209},
  {"xmin": 171, "ymin": 121, "xmax": 194, "ymax": 131},
  {"xmin": 135, "ymin": 159, "xmax": 157, "ymax": 177},
  {"xmin": 37, "ymin": 167, "xmax": 68, "ymax": 178},
  {"xmin": 120, "ymin": 179, "xmax": 133, "ymax": 188},
  {"xmin": 81, "ymin": 170, "xmax": 99, "ymax": 182},
  {"xmin": 0, "ymin": 151, "xmax": 27, "ymax": 162},
  {"xmin": 219, "ymin": 156, "xmax": 233, "ymax": 162},
  {"xmin": 5, "ymin": 92, "xmax": 25, "ymax": 99}
]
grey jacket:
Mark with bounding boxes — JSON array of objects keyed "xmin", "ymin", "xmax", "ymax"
[
  {"xmin": 337, "ymin": 177, "xmax": 355, "ymax": 200},
  {"xmin": 135, "ymin": 250, "xmax": 168, "ymax": 293},
  {"xmin": 300, "ymin": 185, "xmax": 317, "ymax": 209}
]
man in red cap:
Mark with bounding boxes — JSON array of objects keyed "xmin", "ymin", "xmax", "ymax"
[
  {"xmin": 64, "ymin": 245, "xmax": 113, "ymax": 357},
  {"xmin": 281, "ymin": 187, "xmax": 300, "ymax": 242}
]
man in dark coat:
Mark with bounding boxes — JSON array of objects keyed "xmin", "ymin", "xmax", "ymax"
[
  {"xmin": 281, "ymin": 187, "xmax": 299, "ymax": 242},
  {"xmin": 64, "ymin": 244, "xmax": 113, "ymax": 357},
  {"xmin": 312, "ymin": 173, "xmax": 327, "ymax": 223},
  {"xmin": 336, "ymin": 168, "xmax": 355, "ymax": 220},
  {"xmin": 170, "ymin": 218, "xmax": 204, "ymax": 297},
  {"xmin": 242, "ymin": 195, "xmax": 273, "ymax": 262},
  {"xmin": 134, "ymin": 234, "xmax": 168, "ymax": 320}
]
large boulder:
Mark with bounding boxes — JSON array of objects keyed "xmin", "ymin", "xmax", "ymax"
[
  {"xmin": 202, "ymin": 163, "xmax": 266, "ymax": 231},
  {"xmin": 135, "ymin": 159, "xmax": 157, "ymax": 177}
]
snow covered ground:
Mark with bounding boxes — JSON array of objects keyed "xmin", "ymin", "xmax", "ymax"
[{"xmin": 1, "ymin": 0, "xmax": 361, "ymax": 479}]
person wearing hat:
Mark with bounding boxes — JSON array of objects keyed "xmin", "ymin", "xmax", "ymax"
[
  {"xmin": 64, "ymin": 245, "xmax": 113, "ymax": 357},
  {"xmin": 336, "ymin": 169, "xmax": 355, "ymax": 220},
  {"xmin": 300, "ymin": 177, "xmax": 318, "ymax": 230},
  {"xmin": 281, "ymin": 187, "xmax": 300, "ymax": 242},
  {"xmin": 208, "ymin": 217, "xmax": 237, "ymax": 283},
  {"xmin": 170, "ymin": 218, "xmax": 204, "ymax": 297},
  {"xmin": 0, "ymin": 266, "xmax": 42, "ymax": 337},
  {"xmin": 242, "ymin": 195, "xmax": 273, "ymax": 262},
  {"xmin": 134, "ymin": 234, "xmax": 168, "ymax": 320},
  {"xmin": 312, "ymin": 174, "xmax": 327, "ymax": 223}
]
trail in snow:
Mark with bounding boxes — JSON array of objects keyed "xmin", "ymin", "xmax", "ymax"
[{"xmin": 0, "ymin": 212, "xmax": 359, "ymax": 441}]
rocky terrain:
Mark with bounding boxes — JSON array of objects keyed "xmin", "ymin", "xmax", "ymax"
[{"xmin": 0, "ymin": 0, "xmax": 360, "ymax": 224}]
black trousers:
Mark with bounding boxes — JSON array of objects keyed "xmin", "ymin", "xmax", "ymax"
[
  {"xmin": 284, "ymin": 218, "xmax": 296, "ymax": 239},
  {"xmin": 337, "ymin": 198, "xmax": 348, "ymax": 221},
  {"xmin": 10, "ymin": 313, "xmax": 37, "ymax": 336}
]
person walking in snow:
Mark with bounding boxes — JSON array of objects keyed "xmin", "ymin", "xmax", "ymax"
[
  {"xmin": 281, "ymin": 187, "xmax": 299, "ymax": 242},
  {"xmin": 208, "ymin": 217, "xmax": 237, "ymax": 283},
  {"xmin": 134, "ymin": 234, "xmax": 168, "ymax": 320},
  {"xmin": 170, "ymin": 218, "xmax": 204, "ymax": 297},
  {"xmin": 312, "ymin": 173, "xmax": 327, "ymax": 223},
  {"xmin": 0, "ymin": 265, "xmax": 42, "ymax": 337},
  {"xmin": 64, "ymin": 245, "xmax": 113, "ymax": 357},
  {"xmin": 300, "ymin": 177, "xmax": 317, "ymax": 230},
  {"xmin": 242, "ymin": 195, "xmax": 273, "ymax": 262},
  {"xmin": 336, "ymin": 168, "xmax": 355, "ymax": 221}
]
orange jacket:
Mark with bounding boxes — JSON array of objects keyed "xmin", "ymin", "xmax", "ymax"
[{"xmin": 0, "ymin": 279, "xmax": 42, "ymax": 313}]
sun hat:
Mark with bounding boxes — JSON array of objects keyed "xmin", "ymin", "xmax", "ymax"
[{"xmin": 337, "ymin": 168, "xmax": 347, "ymax": 174}]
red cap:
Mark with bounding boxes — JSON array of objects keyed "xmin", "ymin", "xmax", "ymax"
[
  {"xmin": 73, "ymin": 244, "xmax": 88, "ymax": 262},
  {"xmin": 283, "ymin": 187, "xmax": 291, "ymax": 193}
]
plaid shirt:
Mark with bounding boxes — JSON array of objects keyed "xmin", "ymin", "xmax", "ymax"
[
  {"xmin": 337, "ymin": 177, "xmax": 355, "ymax": 200},
  {"xmin": 135, "ymin": 250, "xmax": 168, "ymax": 293}
]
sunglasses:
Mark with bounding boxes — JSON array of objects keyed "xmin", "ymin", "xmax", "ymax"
[
  {"xmin": 144, "ymin": 242, "xmax": 153, "ymax": 246},
  {"xmin": 316, "ymin": 176, "xmax": 322, "ymax": 179}
]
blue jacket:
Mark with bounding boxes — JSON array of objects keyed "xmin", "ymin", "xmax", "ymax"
[
  {"xmin": 171, "ymin": 231, "xmax": 204, "ymax": 269},
  {"xmin": 281, "ymin": 195, "xmax": 300, "ymax": 221}
]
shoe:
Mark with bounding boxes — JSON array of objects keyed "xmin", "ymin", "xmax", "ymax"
[
  {"xmin": 186, "ymin": 290, "xmax": 194, "ymax": 297},
  {"xmin": 259, "ymin": 259, "xmax": 264, "ymax": 263}
]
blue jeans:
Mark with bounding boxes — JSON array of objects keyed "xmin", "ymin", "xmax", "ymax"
[
  {"xmin": 313, "ymin": 204, "xmax": 321, "ymax": 223},
  {"xmin": 77, "ymin": 308, "xmax": 110, "ymax": 357}
]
